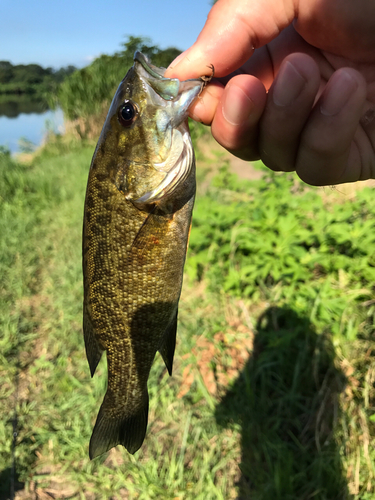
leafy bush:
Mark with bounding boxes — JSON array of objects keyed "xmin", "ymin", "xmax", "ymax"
[
  {"xmin": 187, "ymin": 163, "xmax": 375, "ymax": 340},
  {"xmin": 1, "ymin": 142, "xmax": 375, "ymax": 499}
]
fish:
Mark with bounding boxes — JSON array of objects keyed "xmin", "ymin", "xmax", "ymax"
[{"xmin": 82, "ymin": 51, "xmax": 204, "ymax": 459}]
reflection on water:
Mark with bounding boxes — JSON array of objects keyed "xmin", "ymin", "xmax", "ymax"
[
  {"xmin": 0, "ymin": 97, "xmax": 48, "ymax": 118},
  {"xmin": 0, "ymin": 98, "xmax": 64, "ymax": 154}
]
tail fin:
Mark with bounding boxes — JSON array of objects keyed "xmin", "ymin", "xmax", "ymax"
[{"xmin": 89, "ymin": 394, "xmax": 149, "ymax": 459}]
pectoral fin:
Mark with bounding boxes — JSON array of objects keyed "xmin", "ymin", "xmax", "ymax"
[
  {"xmin": 158, "ymin": 312, "xmax": 178, "ymax": 376},
  {"xmin": 130, "ymin": 205, "xmax": 158, "ymax": 250}
]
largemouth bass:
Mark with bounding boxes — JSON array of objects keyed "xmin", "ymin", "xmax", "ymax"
[{"xmin": 82, "ymin": 51, "xmax": 204, "ymax": 459}]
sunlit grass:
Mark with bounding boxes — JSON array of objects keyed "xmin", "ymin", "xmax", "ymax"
[{"xmin": 0, "ymin": 137, "xmax": 374, "ymax": 499}]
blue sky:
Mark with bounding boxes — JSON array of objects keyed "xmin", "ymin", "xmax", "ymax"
[{"xmin": 2, "ymin": 0, "xmax": 212, "ymax": 69}]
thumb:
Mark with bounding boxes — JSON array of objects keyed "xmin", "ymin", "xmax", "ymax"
[{"xmin": 166, "ymin": 0, "xmax": 297, "ymax": 80}]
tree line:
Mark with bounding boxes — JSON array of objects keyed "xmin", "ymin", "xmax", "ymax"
[
  {"xmin": 0, "ymin": 37, "xmax": 181, "ymax": 124},
  {"xmin": 0, "ymin": 61, "xmax": 76, "ymax": 97}
]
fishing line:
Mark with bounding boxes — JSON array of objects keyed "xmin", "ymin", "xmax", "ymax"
[{"xmin": 10, "ymin": 341, "xmax": 20, "ymax": 500}]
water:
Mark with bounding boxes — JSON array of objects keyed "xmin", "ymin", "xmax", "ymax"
[{"xmin": 0, "ymin": 106, "xmax": 65, "ymax": 154}]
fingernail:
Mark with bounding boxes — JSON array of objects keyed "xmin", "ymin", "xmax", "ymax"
[
  {"xmin": 222, "ymin": 85, "xmax": 254, "ymax": 126},
  {"xmin": 320, "ymin": 70, "xmax": 358, "ymax": 116},
  {"xmin": 273, "ymin": 61, "xmax": 307, "ymax": 107},
  {"xmin": 167, "ymin": 50, "xmax": 188, "ymax": 70}
]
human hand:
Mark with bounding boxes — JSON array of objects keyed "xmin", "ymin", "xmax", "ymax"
[{"xmin": 165, "ymin": 0, "xmax": 375, "ymax": 186}]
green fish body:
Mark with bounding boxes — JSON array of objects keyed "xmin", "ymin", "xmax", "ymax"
[{"xmin": 82, "ymin": 52, "xmax": 202, "ymax": 459}]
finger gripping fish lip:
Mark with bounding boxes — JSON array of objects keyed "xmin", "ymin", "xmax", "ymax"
[{"xmin": 134, "ymin": 50, "xmax": 205, "ymax": 102}]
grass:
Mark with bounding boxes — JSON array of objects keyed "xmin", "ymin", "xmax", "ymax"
[{"xmin": 0, "ymin": 132, "xmax": 374, "ymax": 499}]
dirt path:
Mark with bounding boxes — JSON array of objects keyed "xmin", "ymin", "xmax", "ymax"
[{"xmin": 198, "ymin": 135, "xmax": 375, "ymax": 197}]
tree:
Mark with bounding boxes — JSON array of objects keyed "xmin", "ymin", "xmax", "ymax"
[
  {"xmin": 0, "ymin": 61, "xmax": 13, "ymax": 83},
  {"xmin": 120, "ymin": 35, "xmax": 181, "ymax": 69}
]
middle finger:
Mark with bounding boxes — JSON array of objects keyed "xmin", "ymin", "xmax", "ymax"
[{"xmin": 259, "ymin": 53, "xmax": 321, "ymax": 171}]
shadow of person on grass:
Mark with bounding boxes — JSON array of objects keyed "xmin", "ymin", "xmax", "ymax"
[
  {"xmin": 215, "ymin": 306, "xmax": 348, "ymax": 500},
  {"xmin": 0, "ymin": 467, "xmax": 24, "ymax": 500}
]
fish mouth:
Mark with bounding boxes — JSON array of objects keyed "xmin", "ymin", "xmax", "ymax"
[
  {"xmin": 131, "ymin": 52, "xmax": 202, "ymax": 207},
  {"xmin": 134, "ymin": 51, "xmax": 168, "ymax": 80},
  {"xmin": 134, "ymin": 51, "xmax": 203, "ymax": 102}
]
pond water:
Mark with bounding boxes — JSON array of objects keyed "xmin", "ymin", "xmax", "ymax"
[{"xmin": 0, "ymin": 100, "xmax": 64, "ymax": 154}]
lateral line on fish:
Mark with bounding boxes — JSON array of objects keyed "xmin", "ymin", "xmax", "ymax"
[{"xmin": 109, "ymin": 190, "xmax": 134, "ymax": 400}]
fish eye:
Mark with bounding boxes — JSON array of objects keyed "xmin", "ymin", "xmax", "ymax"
[{"xmin": 118, "ymin": 100, "xmax": 137, "ymax": 127}]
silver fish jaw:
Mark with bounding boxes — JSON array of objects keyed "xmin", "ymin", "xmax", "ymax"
[
  {"xmin": 130, "ymin": 52, "xmax": 201, "ymax": 206},
  {"xmin": 134, "ymin": 126, "xmax": 194, "ymax": 205}
]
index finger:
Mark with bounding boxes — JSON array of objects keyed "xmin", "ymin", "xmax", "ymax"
[{"xmin": 165, "ymin": 0, "xmax": 296, "ymax": 81}]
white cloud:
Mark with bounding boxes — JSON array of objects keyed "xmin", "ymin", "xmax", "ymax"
[{"xmin": 84, "ymin": 55, "xmax": 98, "ymax": 63}]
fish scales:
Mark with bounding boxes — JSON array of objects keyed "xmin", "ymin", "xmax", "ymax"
[{"xmin": 82, "ymin": 51, "xmax": 204, "ymax": 459}]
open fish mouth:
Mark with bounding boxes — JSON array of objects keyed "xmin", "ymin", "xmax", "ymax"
[
  {"xmin": 134, "ymin": 51, "xmax": 203, "ymax": 101},
  {"xmin": 131, "ymin": 51, "xmax": 203, "ymax": 207},
  {"xmin": 134, "ymin": 51, "xmax": 169, "ymax": 80}
]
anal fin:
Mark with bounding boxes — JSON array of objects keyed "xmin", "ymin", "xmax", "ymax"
[
  {"xmin": 83, "ymin": 304, "xmax": 103, "ymax": 377},
  {"xmin": 158, "ymin": 311, "xmax": 178, "ymax": 376}
]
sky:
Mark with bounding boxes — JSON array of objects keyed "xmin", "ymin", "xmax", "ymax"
[{"xmin": 2, "ymin": 0, "xmax": 213, "ymax": 69}]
